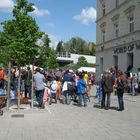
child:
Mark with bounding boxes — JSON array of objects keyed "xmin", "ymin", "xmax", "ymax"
[
  {"xmin": 97, "ymin": 80, "xmax": 102, "ymax": 103},
  {"xmin": 49, "ymin": 79, "xmax": 58, "ymax": 105},
  {"xmin": 43, "ymin": 85, "xmax": 50, "ymax": 105},
  {"xmin": 77, "ymin": 74, "xmax": 87, "ymax": 107}
]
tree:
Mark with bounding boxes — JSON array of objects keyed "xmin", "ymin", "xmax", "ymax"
[
  {"xmin": 88, "ymin": 42, "xmax": 95, "ymax": 55},
  {"xmin": 0, "ymin": 0, "xmax": 45, "ymax": 109},
  {"xmin": 63, "ymin": 37, "xmax": 88, "ymax": 54},
  {"xmin": 48, "ymin": 49, "xmax": 58, "ymax": 69},
  {"xmin": 35, "ymin": 34, "xmax": 51, "ymax": 67},
  {"xmin": 56, "ymin": 41, "xmax": 64, "ymax": 52},
  {"xmin": 0, "ymin": 0, "xmax": 44, "ymax": 66},
  {"xmin": 77, "ymin": 56, "xmax": 89, "ymax": 67}
]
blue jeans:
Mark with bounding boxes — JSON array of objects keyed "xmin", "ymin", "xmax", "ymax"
[
  {"xmin": 78, "ymin": 94, "xmax": 87, "ymax": 106},
  {"xmin": 96, "ymin": 87, "xmax": 102, "ymax": 103},
  {"xmin": 101, "ymin": 91, "xmax": 111, "ymax": 109},
  {"xmin": 117, "ymin": 91, "xmax": 124, "ymax": 110},
  {"xmin": 13, "ymin": 79, "xmax": 18, "ymax": 93}
]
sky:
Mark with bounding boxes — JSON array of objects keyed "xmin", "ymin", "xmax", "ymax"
[{"xmin": 0, "ymin": 0, "xmax": 97, "ymax": 48}]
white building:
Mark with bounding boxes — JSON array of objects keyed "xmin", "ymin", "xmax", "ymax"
[
  {"xmin": 57, "ymin": 52, "xmax": 96, "ymax": 64},
  {"xmin": 95, "ymin": 0, "xmax": 140, "ymax": 80}
]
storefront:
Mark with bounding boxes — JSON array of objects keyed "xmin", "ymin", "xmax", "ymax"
[{"xmin": 96, "ymin": 40, "xmax": 140, "ymax": 80}]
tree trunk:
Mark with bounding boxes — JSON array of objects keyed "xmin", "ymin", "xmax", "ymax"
[
  {"xmin": 7, "ymin": 61, "xmax": 11, "ymax": 110},
  {"xmin": 17, "ymin": 67, "xmax": 21, "ymax": 110}
]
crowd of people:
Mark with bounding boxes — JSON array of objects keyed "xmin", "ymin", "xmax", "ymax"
[
  {"xmin": 97, "ymin": 65, "xmax": 140, "ymax": 111},
  {"xmin": 43, "ymin": 69, "xmax": 95, "ymax": 108},
  {"xmin": 0, "ymin": 64, "xmax": 140, "ymax": 112},
  {"xmin": 0, "ymin": 65, "xmax": 95, "ymax": 109}
]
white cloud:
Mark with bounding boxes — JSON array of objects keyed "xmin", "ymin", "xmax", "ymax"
[
  {"xmin": 32, "ymin": 6, "xmax": 50, "ymax": 16},
  {"xmin": 0, "ymin": 1, "xmax": 50, "ymax": 16},
  {"xmin": 49, "ymin": 35, "xmax": 62, "ymax": 48},
  {"xmin": 0, "ymin": 0, "xmax": 14, "ymax": 12},
  {"xmin": 36, "ymin": 34, "xmax": 61, "ymax": 49},
  {"xmin": 73, "ymin": 7, "xmax": 96, "ymax": 25}
]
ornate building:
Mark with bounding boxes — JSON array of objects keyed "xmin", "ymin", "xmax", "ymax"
[{"xmin": 95, "ymin": 0, "xmax": 140, "ymax": 79}]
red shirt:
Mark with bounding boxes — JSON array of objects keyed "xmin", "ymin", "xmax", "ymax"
[{"xmin": 0, "ymin": 70, "xmax": 4, "ymax": 79}]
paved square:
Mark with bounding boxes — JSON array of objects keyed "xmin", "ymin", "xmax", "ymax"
[{"xmin": 0, "ymin": 86, "xmax": 140, "ymax": 140}]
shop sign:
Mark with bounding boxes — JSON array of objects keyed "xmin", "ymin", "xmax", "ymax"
[{"xmin": 113, "ymin": 42, "xmax": 140, "ymax": 54}]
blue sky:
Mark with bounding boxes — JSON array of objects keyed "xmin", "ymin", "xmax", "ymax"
[{"xmin": 0, "ymin": 0, "xmax": 97, "ymax": 47}]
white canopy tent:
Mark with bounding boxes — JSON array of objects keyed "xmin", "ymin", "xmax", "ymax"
[{"xmin": 78, "ymin": 67, "xmax": 96, "ymax": 73}]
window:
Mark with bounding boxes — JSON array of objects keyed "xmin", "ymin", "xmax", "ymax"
[
  {"xmin": 101, "ymin": 30, "xmax": 105, "ymax": 43},
  {"xmin": 103, "ymin": 5, "xmax": 105, "ymax": 16},
  {"xmin": 114, "ymin": 23, "xmax": 119, "ymax": 38},
  {"xmin": 116, "ymin": 0, "xmax": 119, "ymax": 8},
  {"xmin": 129, "ymin": 16, "xmax": 134, "ymax": 33}
]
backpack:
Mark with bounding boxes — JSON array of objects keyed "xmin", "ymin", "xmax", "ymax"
[
  {"xmin": 117, "ymin": 78, "xmax": 128, "ymax": 92},
  {"xmin": 117, "ymin": 80, "xmax": 124, "ymax": 91}
]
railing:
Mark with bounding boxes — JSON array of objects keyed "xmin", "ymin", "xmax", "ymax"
[{"xmin": 57, "ymin": 52, "xmax": 71, "ymax": 58}]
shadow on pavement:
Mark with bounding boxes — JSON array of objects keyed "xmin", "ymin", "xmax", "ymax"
[
  {"xmin": 109, "ymin": 106, "xmax": 118, "ymax": 110},
  {"xmin": 93, "ymin": 104, "xmax": 101, "ymax": 109},
  {"xmin": 93, "ymin": 104, "xmax": 118, "ymax": 110}
]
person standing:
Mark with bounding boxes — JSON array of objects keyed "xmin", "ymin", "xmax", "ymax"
[
  {"xmin": 49, "ymin": 78, "xmax": 58, "ymax": 105},
  {"xmin": 101, "ymin": 69, "xmax": 114, "ymax": 110},
  {"xmin": 34, "ymin": 68, "xmax": 45, "ymax": 109},
  {"xmin": 24, "ymin": 67, "xmax": 32, "ymax": 99},
  {"xmin": 83, "ymin": 71, "xmax": 90, "ymax": 102},
  {"xmin": 116, "ymin": 70, "xmax": 126, "ymax": 111},
  {"xmin": 62, "ymin": 70, "xmax": 75, "ymax": 104},
  {"xmin": 0, "ymin": 66, "xmax": 4, "ymax": 89},
  {"xmin": 77, "ymin": 74, "xmax": 87, "ymax": 107},
  {"xmin": 138, "ymin": 68, "xmax": 140, "ymax": 94}
]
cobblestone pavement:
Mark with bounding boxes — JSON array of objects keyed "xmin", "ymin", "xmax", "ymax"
[{"xmin": 0, "ymin": 86, "xmax": 140, "ymax": 140}]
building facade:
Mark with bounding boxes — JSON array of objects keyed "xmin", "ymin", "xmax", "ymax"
[
  {"xmin": 57, "ymin": 52, "xmax": 96, "ymax": 66},
  {"xmin": 96, "ymin": 0, "xmax": 140, "ymax": 80}
]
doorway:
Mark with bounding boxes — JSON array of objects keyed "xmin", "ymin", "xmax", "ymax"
[
  {"xmin": 127, "ymin": 53, "xmax": 133, "ymax": 67},
  {"xmin": 113, "ymin": 55, "xmax": 118, "ymax": 68}
]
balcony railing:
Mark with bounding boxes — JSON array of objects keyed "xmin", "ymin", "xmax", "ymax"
[{"xmin": 57, "ymin": 52, "xmax": 71, "ymax": 58}]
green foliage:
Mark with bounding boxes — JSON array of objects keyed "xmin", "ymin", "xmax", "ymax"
[
  {"xmin": 56, "ymin": 41, "xmax": 64, "ymax": 52},
  {"xmin": 35, "ymin": 34, "xmax": 51, "ymax": 67},
  {"xmin": 63, "ymin": 37, "xmax": 88, "ymax": 54},
  {"xmin": 88, "ymin": 63, "xmax": 96, "ymax": 67},
  {"xmin": 88, "ymin": 42, "xmax": 95, "ymax": 55},
  {"xmin": 0, "ymin": 0, "xmax": 44, "ymax": 66},
  {"xmin": 35, "ymin": 34, "xmax": 59, "ymax": 69},
  {"xmin": 48, "ymin": 50, "xmax": 59, "ymax": 69},
  {"xmin": 63, "ymin": 37, "xmax": 95, "ymax": 56},
  {"xmin": 77, "ymin": 56, "xmax": 89, "ymax": 67},
  {"xmin": 71, "ymin": 64, "xmax": 80, "ymax": 70}
]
